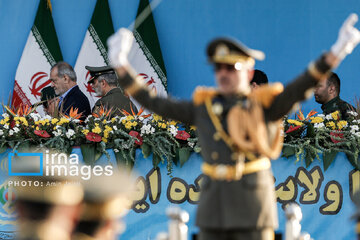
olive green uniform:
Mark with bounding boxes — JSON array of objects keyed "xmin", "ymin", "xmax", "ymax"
[
  {"xmin": 118, "ymin": 55, "xmax": 332, "ymax": 240},
  {"xmin": 321, "ymin": 96, "xmax": 354, "ymax": 120},
  {"xmin": 92, "ymin": 87, "xmax": 135, "ymax": 117}
]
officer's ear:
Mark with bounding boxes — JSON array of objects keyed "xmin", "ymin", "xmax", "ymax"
[
  {"xmin": 100, "ymin": 79, "xmax": 107, "ymax": 86},
  {"xmin": 328, "ymin": 83, "xmax": 336, "ymax": 95}
]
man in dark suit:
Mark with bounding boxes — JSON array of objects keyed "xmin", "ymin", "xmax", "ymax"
[
  {"xmin": 50, "ymin": 62, "xmax": 91, "ymax": 120},
  {"xmin": 85, "ymin": 65, "xmax": 136, "ymax": 118},
  {"xmin": 108, "ymin": 14, "xmax": 360, "ymax": 240}
]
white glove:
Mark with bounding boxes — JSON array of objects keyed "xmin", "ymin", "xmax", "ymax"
[
  {"xmin": 331, "ymin": 13, "xmax": 360, "ymax": 60},
  {"xmin": 107, "ymin": 28, "xmax": 134, "ymax": 68}
]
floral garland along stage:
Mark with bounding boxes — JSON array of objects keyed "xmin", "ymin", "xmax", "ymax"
[
  {"xmin": 283, "ymin": 109, "xmax": 360, "ymax": 171},
  {"xmin": 0, "ymin": 106, "xmax": 200, "ymax": 175},
  {"xmin": 1, "ymin": 104, "xmax": 359, "ymax": 174}
]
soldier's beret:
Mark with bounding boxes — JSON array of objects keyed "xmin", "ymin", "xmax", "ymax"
[
  {"xmin": 85, "ymin": 65, "xmax": 115, "ymax": 83},
  {"xmin": 206, "ymin": 38, "xmax": 265, "ymax": 65}
]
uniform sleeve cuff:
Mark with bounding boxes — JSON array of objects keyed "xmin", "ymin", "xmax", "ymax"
[{"xmin": 307, "ymin": 54, "xmax": 332, "ymax": 81}]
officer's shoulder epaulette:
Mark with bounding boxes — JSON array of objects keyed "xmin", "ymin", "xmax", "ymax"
[
  {"xmin": 250, "ymin": 82, "xmax": 284, "ymax": 108},
  {"xmin": 192, "ymin": 87, "xmax": 218, "ymax": 105}
]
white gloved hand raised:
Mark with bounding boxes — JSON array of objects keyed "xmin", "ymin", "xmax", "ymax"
[
  {"xmin": 107, "ymin": 28, "xmax": 134, "ymax": 68},
  {"xmin": 331, "ymin": 13, "xmax": 360, "ymax": 60}
]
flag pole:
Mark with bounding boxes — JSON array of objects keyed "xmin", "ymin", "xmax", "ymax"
[{"xmin": 128, "ymin": 0, "xmax": 163, "ymax": 30}]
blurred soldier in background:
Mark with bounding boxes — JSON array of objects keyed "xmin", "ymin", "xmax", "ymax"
[
  {"xmin": 11, "ymin": 154, "xmax": 84, "ymax": 240},
  {"xmin": 72, "ymin": 171, "xmax": 135, "ymax": 240}
]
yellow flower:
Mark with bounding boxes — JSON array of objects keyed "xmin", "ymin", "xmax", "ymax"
[
  {"xmin": 103, "ymin": 119, "xmax": 107, "ymax": 124},
  {"xmin": 15, "ymin": 121, "xmax": 20, "ymax": 125},
  {"xmin": 337, "ymin": 121, "xmax": 348, "ymax": 130},
  {"xmin": 104, "ymin": 131, "xmax": 109, "ymax": 138},
  {"xmin": 35, "ymin": 126, "xmax": 40, "ymax": 130},
  {"xmin": 51, "ymin": 118, "xmax": 59, "ymax": 124},
  {"xmin": 125, "ymin": 122, "xmax": 132, "ymax": 129},
  {"xmin": 92, "ymin": 126, "xmax": 102, "ymax": 134},
  {"xmin": 19, "ymin": 117, "xmax": 27, "ymax": 126},
  {"xmin": 3, "ymin": 117, "xmax": 9, "ymax": 122},
  {"xmin": 111, "ymin": 118, "xmax": 116, "ymax": 123},
  {"xmin": 127, "ymin": 116, "xmax": 134, "ymax": 121},
  {"xmin": 169, "ymin": 120, "xmax": 177, "ymax": 126},
  {"xmin": 326, "ymin": 121, "xmax": 336, "ymax": 130},
  {"xmin": 82, "ymin": 129, "xmax": 89, "ymax": 135},
  {"xmin": 158, "ymin": 122, "xmax": 167, "ymax": 129},
  {"xmin": 105, "ymin": 125, "xmax": 112, "ymax": 131},
  {"xmin": 14, "ymin": 117, "xmax": 19, "ymax": 121},
  {"xmin": 287, "ymin": 119, "xmax": 304, "ymax": 126},
  {"xmin": 311, "ymin": 117, "xmax": 324, "ymax": 124},
  {"xmin": 153, "ymin": 114, "xmax": 162, "ymax": 121},
  {"xmin": 102, "ymin": 137, "xmax": 108, "ymax": 143},
  {"xmin": 131, "ymin": 121, "xmax": 138, "ymax": 127},
  {"xmin": 121, "ymin": 119, "xmax": 126, "ymax": 124},
  {"xmin": 190, "ymin": 125, "xmax": 197, "ymax": 131},
  {"xmin": 57, "ymin": 118, "xmax": 69, "ymax": 125},
  {"xmin": 331, "ymin": 111, "xmax": 340, "ymax": 121}
]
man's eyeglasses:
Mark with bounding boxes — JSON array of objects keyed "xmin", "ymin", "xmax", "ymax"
[{"xmin": 214, "ymin": 63, "xmax": 236, "ymax": 72}]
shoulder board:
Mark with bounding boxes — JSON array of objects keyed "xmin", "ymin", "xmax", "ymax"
[
  {"xmin": 250, "ymin": 82, "xmax": 284, "ymax": 108},
  {"xmin": 192, "ymin": 87, "xmax": 218, "ymax": 105}
]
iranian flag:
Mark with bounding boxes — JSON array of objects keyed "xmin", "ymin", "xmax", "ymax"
[
  {"xmin": 127, "ymin": 0, "xmax": 168, "ymax": 110},
  {"xmin": 74, "ymin": 0, "xmax": 114, "ymax": 108},
  {"xmin": 12, "ymin": 0, "xmax": 62, "ymax": 115}
]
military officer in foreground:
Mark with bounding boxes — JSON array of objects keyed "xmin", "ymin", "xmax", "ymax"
[
  {"xmin": 86, "ymin": 65, "xmax": 136, "ymax": 117},
  {"xmin": 107, "ymin": 14, "xmax": 360, "ymax": 240}
]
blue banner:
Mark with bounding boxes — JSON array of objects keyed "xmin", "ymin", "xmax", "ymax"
[{"xmin": 0, "ymin": 149, "xmax": 357, "ymax": 240}]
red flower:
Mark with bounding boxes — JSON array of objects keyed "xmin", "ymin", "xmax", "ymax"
[
  {"xmin": 129, "ymin": 130, "xmax": 143, "ymax": 145},
  {"xmin": 34, "ymin": 130, "xmax": 51, "ymax": 138},
  {"xmin": 175, "ymin": 130, "xmax": 190, "ymax": 140},
  {"xmin": 330, "ymin": 131, "xmax": 344, "ymax": 143},
  {"xmin": 86, "ymin": 132, "xmax": 102, "ymax": 142},
  {"xmin": 285, "ymin": 125, "xmax": 302, "ymax": 134}
]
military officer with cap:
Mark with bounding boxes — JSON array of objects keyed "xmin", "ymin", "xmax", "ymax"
[
  {"xmin": 86, "ymin": 65, "xmax": 136, "ymax": 118},
  {"xmin": 107, "ymin": 14, "xmax": 360, "ymax": 240},
  {"xmin": 72, "ymin": 171, "xmax": 135, "ymax": 240}
]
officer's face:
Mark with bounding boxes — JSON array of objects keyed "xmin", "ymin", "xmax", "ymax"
[
  {"xmin": 215, "ymin": 63, "xmax": 253, "ymax": 95},
  {"xmin": 314, "ymin": 79, "xmax": 331, "ymax": 104},
  {"xmin": 91, "ymin": 78, "xmax": 104, "ymax": 97},
  {"xmin": 50, "ymin": 67, "xmax": 68, "ymax": 95}
]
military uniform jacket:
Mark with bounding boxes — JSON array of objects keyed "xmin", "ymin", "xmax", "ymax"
[
  {"xmin": 92, "ymin": 87, "xmax": 135, "ymax": 117},
  {"xmin": 321, "ymin": 96, "xmax": 355, "ymax": 120},
  {"xmin": 128, "ymin": 57, "xmax": 330, "ymax": 230}
]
